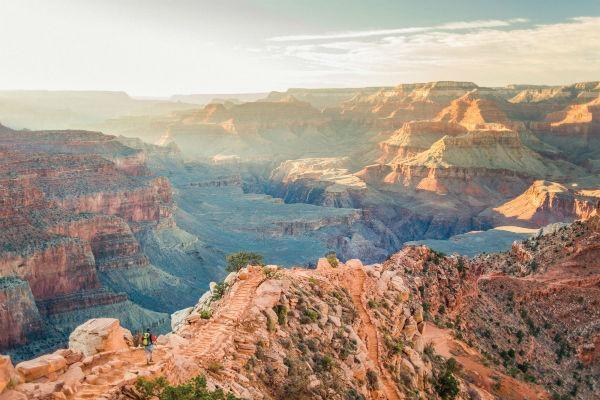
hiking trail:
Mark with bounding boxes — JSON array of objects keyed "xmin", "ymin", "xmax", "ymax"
[
  {"xmin": 70, "ymin": 271, "xmax": 265, "ymax": 399},
  {"xmin": 342, "ymin": 265, "xmax": 402, "ymax": 400}
]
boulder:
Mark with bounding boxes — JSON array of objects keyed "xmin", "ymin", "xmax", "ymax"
[
  {"xmin": 345, "ymin": 259, "xmax": 363, "ymax": 269},
  {"xmin": 413, "ymin": 307, "xmax": 424, "ymax": 323},
  {"xmin": 390, "ymin": 275, "xmax": 410, "ymax": 301},
  {"xmin": 53, "ymin": 349, "xmax": 83, "ymax": 366},
  {"xmin": 238, "ymin": 268, "xmax": 250, "ymax": 280},
  {"xmin": 0, "ymin": 356, "xmax": 19, "ymax": 393},
  {"xmin": 377, "ymin": 270, "xmax": 395, "ymax": 294},
  {"xmin": 316, "ymin": 258, "xmax": 333, "ymax": 270},
  {"xmin": 68, "ymin": 318, "xmax": 132, "ymax": 357},
  {"xmin": 403, "ymin": 347, "xmax": 425, "ymax": 372},
  {"xmin": 413, "ymin": 333, "xmax": 425, "ymax": 353},
  {"xmin": 254, "ymin": 280, "xmax": 284, "ymax": 310},
  {"xmin": 0, "ymin": 390, "xmax": 27, "ymax": 400},
  {"xmin": 193, "ymin": 291, "xmax": 212, "ymax": 313},
  {"xmin": 264, "ymin": 265, "xmax": 279, "ymax": 274},
  {"xmin": 15, "ymin": 354, "xmax": 66, "ymax": 382},
  {"xmin": 223, "ymin": 272, "xmax": 237, "ymax": 285},
  {"xmin": 402, "ymin": 317, "xmax": 418, "ymax": 341},
  {"xmin": 171, "ymin": 307, "xmax": 193, "ymax": 331}
]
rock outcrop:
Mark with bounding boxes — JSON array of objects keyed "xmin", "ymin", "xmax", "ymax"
[
  {"xmin": 68, "ymin": 318, "xmax": 132, "ymax": 357},
  {"xmin": 0, "ymin": 356, "xmax": 20, "ymax": 393},
  {"xmin": 0, "ymin": 278, "xmax": 43, "ymax": 350},
  {"xmin": 481, "ymin": 180, "xmax": 600, "ymax": 226}
]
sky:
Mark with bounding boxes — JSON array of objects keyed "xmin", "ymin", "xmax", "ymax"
[{"xmin": 0, "ymin": 0, "xmax": 599, "ymax": 96}]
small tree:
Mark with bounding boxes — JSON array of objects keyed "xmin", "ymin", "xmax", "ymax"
[
  {"xmin": 433, "ymin": 358, "xmax": 460, "ymax": 399},
  {"xmin": 325, "ymin": 251, "xmax": 339, "ymax": 268},
  {"xmin": 225, "ymin": 251, "xmax": 265, "ymax": 272}
]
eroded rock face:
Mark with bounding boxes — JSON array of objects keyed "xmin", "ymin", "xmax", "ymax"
[
  {"xmin": 0, "ymin": 127, "xmax": 187, "ymax": 357},
  {"xmin": 0, "ymin": 355, "xmax": 19, "ymax": 393},
  {"xmin": 0, "ymin": 278, "xmax": 43, "ymax": 351},
  {"xmin": 15, "ymin": 353, "xmax": 67, "ymax": 382},
  {"xmin": 3, "ymin": 242, "xmax": 569, "ymax": 400},
  {"xmin": 68, "ymin": 318, "xmax": 132, "ymax": 357},
  {"xmin": 482, "ymin": 180, "xmax": 600, "ymax": 227}
]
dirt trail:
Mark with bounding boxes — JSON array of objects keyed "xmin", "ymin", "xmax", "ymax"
[
  {"xmin": 342, "ymin": 266, "xmax": 401, "ymax": 400},
  {"xmin": 70, "ymin": 271, "xmax": 265, "ymax": 399},
  {"xmin": 423, "ymin": 324, "xmax": 549, "ymax": 400}
]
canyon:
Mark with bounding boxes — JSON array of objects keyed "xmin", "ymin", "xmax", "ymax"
[
  {"xmin": 0, "ymin": 125, "xmax": 223, "ymax": 362},
  {"xmin": 0, "ymin": 215, "xmax": 597, "ymax": 399},
  {"xmin": 0, "ymin": 79, "xmax": 599, "ymax": 399}
]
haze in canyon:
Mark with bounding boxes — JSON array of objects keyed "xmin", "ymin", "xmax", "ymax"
[{"xmin": 0, "ymin": 1, "xmax": 599, "ymax": 400}]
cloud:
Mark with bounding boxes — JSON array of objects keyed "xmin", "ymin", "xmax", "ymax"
[
  {"xmin": 268, "ymin": 18, "xmax": 529, "ymax": 42},
  {"xmin": 264, "ymin": 17, "xmax": 600, "ymax": 87}
]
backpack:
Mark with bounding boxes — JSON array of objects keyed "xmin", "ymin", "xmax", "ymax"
[{"xmin": 142, "ymin": 332, "xmax": 150, "ymax": 346}]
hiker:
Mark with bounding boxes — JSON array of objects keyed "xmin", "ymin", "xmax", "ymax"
[{"xmin": 142, "ymin": 328, "xmax": 156, "ymax": 364}]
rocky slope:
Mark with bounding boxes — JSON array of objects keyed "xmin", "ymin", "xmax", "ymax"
[
  {"xmin": 11, "ymin": 232, "xmax": 598, "ymax": 399},
  {"xmin": 3, "ymin": 215, "xmax": 598, "ymax": 399},
  {"xmin": 392, "ymin": 215, "xmax": 600, "ymax": 399}
]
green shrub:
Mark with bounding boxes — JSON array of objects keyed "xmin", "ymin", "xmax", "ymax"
[
  {"xmin": 200, "ymin": 310, "xmax": 212, "ymax": 319},
  {"xmin": 267, "ymin": 314, "xmax": 276, "ymax": 332},
  {"xmin": 212, "ymin": 281, "xmax": 228, "ymax": 301},
  {"xmin": 516, "ymin": 330, "xmax": 524, "ymax": 344},
  {"xmin": 313, "ymin": 354, "xmax": 334, "ymax": 372},
  {"xmin": 433, "ymin": 359, "xmax": 460, "ymax": 400},
  {"xmin": 225, "ymin": 251, "xmax": 264, "ymax": 272},
  {"xmin": 274, "ymin": 304, "xmax": 288, "ymax": 325},
  {"xmin": 325, "ymin": 251, "xmax": 339, "ymax": 268},
  {"xmin": 346, "ymin": 388, "xmax": 366, "ymax": 400},
  {"xmin": 207, "ymin": 360, "xmax": 224, "ymax": 373},
  {"xmin": 302, "ymin": 308, "xmax": 319, "ymax": 323},
  {"xmin": 135, "ymin": 374, "xmax": 239, "ymax": 400},
  {"xmin": 366, "ymin": 369, "xmax": 379, "ymax": 390},
  {"xmin": 424, "ymin": 342, "xmax": 436, "ymax": 360},
  {"xmin": 390, "ymin": 339, "xmax": 404, "ymax": 355},
  {"xmin": 280, "ymin": 358, "xmax": 312, "ymax": 400},
  {"xmin": 456, "ymin": 258, "xmax": 466, "ymax": 277}
]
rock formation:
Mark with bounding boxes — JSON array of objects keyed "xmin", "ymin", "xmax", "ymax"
[{"xmin": 481, "ymin": 180, "xmax": 600, "ymax": 226}]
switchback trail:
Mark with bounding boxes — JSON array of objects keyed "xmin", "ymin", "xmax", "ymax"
[
  {"xmin": 342, "ymin": 266, "xmax": 402, "ymax": 400},
  {"xmin": 71, "ymin": 271, "xmax": 265, "ymax": 399}
]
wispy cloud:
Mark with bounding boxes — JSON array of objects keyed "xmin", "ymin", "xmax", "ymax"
[
  {"xmin": 262, "ymin": 17, "xmax": 600, "ymax": 87},
  {"xmin": 268, "ymin": 18, "xmax": 529, "ymax": 42}
]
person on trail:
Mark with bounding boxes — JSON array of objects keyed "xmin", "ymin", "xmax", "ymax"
[{"xmin": 142, "ymin": 328, "xmax": 156, "ymax": 364}]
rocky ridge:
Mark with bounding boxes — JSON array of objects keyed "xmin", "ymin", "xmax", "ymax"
[{"xmin": 8, "ymin": 230, "xmax": 594, "ymax": 399}]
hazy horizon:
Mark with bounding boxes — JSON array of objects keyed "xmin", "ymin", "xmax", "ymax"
[{"xmin": 1, "ymin": 0, "xmax": 599, "ymax": 97}]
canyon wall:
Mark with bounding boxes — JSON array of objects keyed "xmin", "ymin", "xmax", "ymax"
[{"xmin": 0, "ymin": 126, "xmax": 211, "ymax": 359}]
